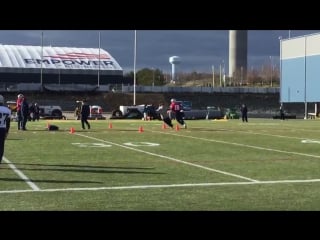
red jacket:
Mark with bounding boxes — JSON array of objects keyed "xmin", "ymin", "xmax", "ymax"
[{"xmin": 16, "ymin": 98, "xmax": 23, "ymax": 111}]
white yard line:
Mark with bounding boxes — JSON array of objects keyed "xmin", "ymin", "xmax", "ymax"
[
  {"xmin": 220, "ymin": 128, "xmax": 320, "ymax": 141},
  {"xmin": 2, "ymin": 157, "xmax": 40, "ymax": 191},
  {"xmin": 1, "ymin": 178, "xmax": 320, "ymax": 194},
  {"xmin": 152, "ymin": 131, "xmax": 320, "ymax": 159},
  {"xmin": 75, "ymin": 133, "xmax": 259, "ymax": 182}
]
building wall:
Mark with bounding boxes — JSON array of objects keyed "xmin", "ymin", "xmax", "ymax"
[
  {"xmin": 0, "ymin": 72, "xmax": 132, "ymax": 85},
  {"xmin": 281, "ymin": 33, "xmax": 320, "ymax": 102}
]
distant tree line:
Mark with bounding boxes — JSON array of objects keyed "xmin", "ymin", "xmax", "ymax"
[{"xmin": 125, "ymin": 65, "xmax": 280, "ymax": 87}]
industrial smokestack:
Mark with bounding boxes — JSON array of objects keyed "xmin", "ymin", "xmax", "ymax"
[{"xmin": 229, "ymin": 30, "xmax": 247, "ymax": 84}]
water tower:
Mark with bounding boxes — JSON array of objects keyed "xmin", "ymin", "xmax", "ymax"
[{"xmin": 169, "ymin": 56, "xmax": 181, "ymax": 83}]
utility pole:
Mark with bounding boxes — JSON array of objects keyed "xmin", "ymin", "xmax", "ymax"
[
  {"xmin": 219, "ymin": 64, "xmax": 222, "ymax": 87},
  {"xmin": 212, "ymin": 65, "xmax": 215, "ymax": 87}
]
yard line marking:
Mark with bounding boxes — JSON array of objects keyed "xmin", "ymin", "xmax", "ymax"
[
  {"xmin": 152, "ymin": 131, "xmax": 320, "ymax": 159},
  {"xmin": 1, "ymin": 178, "xmax": 320, "ymax": 194},
  {"xmin": 220, "ymin": 128, "xmax": 320, "ymax": 141},
  {"xmin": 2, "ymin": 157, "xmax": 40, "ymax": 191},
  {"xmin": 194, "ymin": 126, "xmax": 320, "ymax": 141},
  {"xmin": 74, "ymin": 133, "xmax": 258, "ymax": 182},
  {"xmin": 301, "ymin": 139, "xmax": 320, "ymax": 144}
]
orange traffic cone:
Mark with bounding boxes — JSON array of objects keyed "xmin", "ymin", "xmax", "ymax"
[
  {"xmin": 138, "ymin": 126, "xmax": 144, "ymax": 133},
  {"xmin": 175, "ymin": 125, "xmax": 180, "ymax": 131},
  {"xmin": 109, "ymin": 123, "xmax": 113, "ymax": 129},
  {"xmin": 70, "ymin": 127, "xmax": 75, "ymax": 134},
  {"xmin": 162, "ymin": 123, "xmax": 167, "ymax": 129}
]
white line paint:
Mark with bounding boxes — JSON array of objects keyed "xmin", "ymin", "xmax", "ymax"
[
  {"xmin": 1, "ymin": 178, "xmax": 320, "ymax": 194},
  {"xmin": 301, "ymin": 139, "xmax": 320, "ymax": 144},
  {"xmin": 213, "ymin": 127, "xmax": 320, "ymax": 141},
  {"xmin": 2, "ymin": 157, "xmax": 40, "ymax": 191},
  {"xmin": 152, "ymin": 131, "xmax": 320, "ymax": 159},
  {"xmin": 74, "ymin": 133, "xmax": 258, "ymax": 182}
]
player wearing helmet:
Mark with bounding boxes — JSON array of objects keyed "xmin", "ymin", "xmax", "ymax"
[
  {"xmin": 156, "ymin": 102, "xmax": 173, "ymax": 128},
  {"xmin": 169, "ymin": 98, "xmax": 187, "ymax": 129}
]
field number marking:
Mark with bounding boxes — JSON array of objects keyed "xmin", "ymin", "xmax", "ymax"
[
  {"xmin": 72, "ymin": 143, "xmax": 112, "ymax": 148},
  {"xmin": 124, "ymin": 142, "xmax": 160, "ymax": 147}
]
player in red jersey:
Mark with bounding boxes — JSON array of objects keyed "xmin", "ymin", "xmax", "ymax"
[{"xmin": 169, "ymin": 98, "xmax": 187, "ymax": 129}]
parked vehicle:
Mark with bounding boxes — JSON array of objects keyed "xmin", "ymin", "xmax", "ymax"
[
  {"xmin": 7, "ymin": 100, "xmax": 65, "ymax": 120},
  {"xmin": 89, "ymin": 105, "xmax": 105, "ymax": 119},
  {"xmin": 224, "ymin": 108, "xmax": 240, "ymax": 119},
  {"xmin": 39, "ymin": 105, "xmax": 65, "ymax": 119},
  {"xmin": 272, "ymin": 112, "xmax": 296, "ymax": 119},
  {"xmin": 111, "ymin": 104, "xmax": 160, "ymax": 120},
  {"xmin": 206, "ymin": 106, "xmax": 224, "ymax": 119}
]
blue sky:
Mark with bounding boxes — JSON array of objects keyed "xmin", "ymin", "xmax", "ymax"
[{"xmin": 0, "ymin": 30, "xmax": 318, "ymax": 74}]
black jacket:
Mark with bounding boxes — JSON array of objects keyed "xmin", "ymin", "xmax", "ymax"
[{"xmin": 81, "ymin": 103, "xmax": 90, "ymax": 117}]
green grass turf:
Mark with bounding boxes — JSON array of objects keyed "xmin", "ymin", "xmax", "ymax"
[{"xmin": 1, "ymin": 118, "xmax": 320, "ymax": 210}]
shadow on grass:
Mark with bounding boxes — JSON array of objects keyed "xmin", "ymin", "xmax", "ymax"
[
  {"xmin": 0, "ymin": 177, "xmax": 102, "ymax": 184},
  {"xmin": 2, "ymin": 163, "xmax": 164, "ymax": 175},
  {"xmin": 11, "ymin": 162, "xmax": 155, "ymax": 170}
]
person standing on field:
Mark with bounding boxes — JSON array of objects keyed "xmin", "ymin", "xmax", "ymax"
[
  {"xmin": 16, "ymin": 93, "xmax": 23, "ymax": 130},
  {"xmin": 240, "ymin": 103, "xmax": 248, "ymax": 122},
  {"xmin": 33, "ymin": 103, "xmax": 40, "ymax": 121},
  {"xmin": 80, "ymin": 99, "xmax": 91, "ymax": 130},
  {"xmin": 0, "ymin": 95, "xmax": 11, "ymax": 164},
  {"xmin": 20, "ymin": 96, "xmax": 29, "ymax": 131}
]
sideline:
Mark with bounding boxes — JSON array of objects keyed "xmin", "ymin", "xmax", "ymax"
[
  {"xmin": 2, "ymin": 157, "xmax": 40, "ymax": 191},
  {"xmin": 1, "ymin": 178, "xmax": 320, "ymax": 194}
]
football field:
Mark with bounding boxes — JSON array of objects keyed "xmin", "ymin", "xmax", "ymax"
[{"xmin": 1, "ymin": 118, "xmax": 320, "ymax": 210}]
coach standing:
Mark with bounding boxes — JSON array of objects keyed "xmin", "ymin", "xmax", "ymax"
[
  {"xmin": 80, "ymin": 99, "xmax": 91, "ymax": 130},
  {"xmin": 0, "ymin": 95, "xmax": 11, "ymax": 164}
]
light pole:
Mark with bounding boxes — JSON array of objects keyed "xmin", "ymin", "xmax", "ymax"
[
  {"xmin": 212, "ymin": 65, "xmax": 214, "ymax": 88},
  {"xmin": 98, "ymin": 31, "xmax": 101, "ymax": 87},
  {"xmin": 40, "ymin": 31, "xmax": 43, "ymax": 87},
  {"xmin": 219, "ymin": 64, "xmax": 222, "ymax": 87},
  {"xmin": 152, "ymin": 68, "xmax": 155, "ymax": 86},
  {"xmin": 222, "ymin": 60, "xmax": 225, "ymax": 87},
  {"xmin": 133, "ymin": 30, "xmax": 137, "ymax": 105},
  {"xmin": 270, "ymin": 56, "xmax": 273, "ymax": 87},
  {"xmin": 58, "ymin": 69, "xmax": 61, "ymax": 85},
  {"xmin": 240, "ymin": 66, "xmax": 243, "ymax": 86}
]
